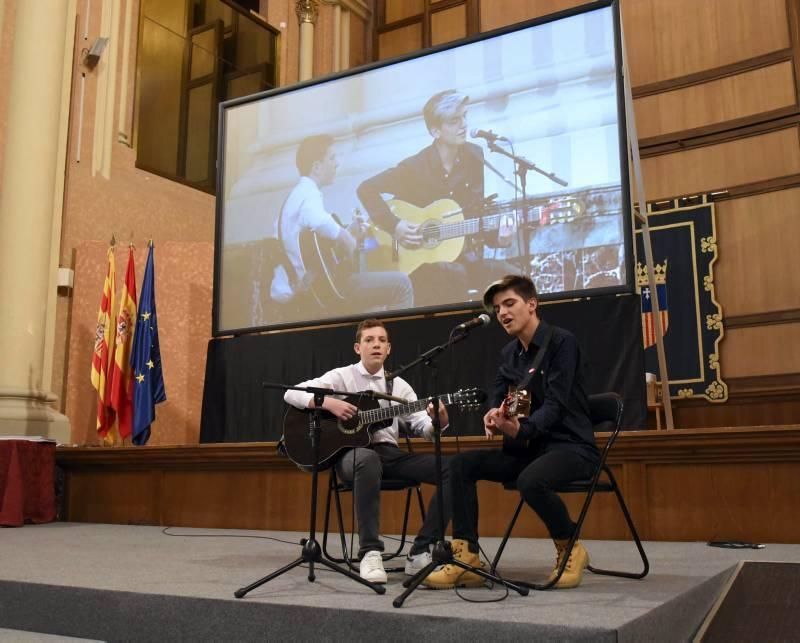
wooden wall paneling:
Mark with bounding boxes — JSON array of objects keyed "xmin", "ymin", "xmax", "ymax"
[
  {"xmin": 722, "ymin": 323, "xmax": 800, "ymax": 379},
  {"xmin": 788, "ymin": 0, "xmax": 800, "ymax": 101},
  {"xmin": 640, "ymin": 126, "xmax": 800, "ymax": 201},
  {"xmin": 66, "ymin": 470, "xmax": 158, "ymax": 525},
  {"xmin": 385, "ymin": 0, "xmax": 424, "ymax": 24},
  {"xmin": 621, "ymin": 462, "xmax": 650, "ymax": 538},
  {"xmin": 645, "ymin": 462, "xmax": 800, "ymax": 542},
  {"xmin": 672, "ymin": 395, "xmax": 800, "ymax": 430},
  {"xmin": 377, "ymin": 22, "xmax": 422, "ymax": 60},
  {"xmin": 430, "ymin": 4, "xmax": 466, "ymax": 47},
  {"xmin": 633, "ymin": 62, "xmax": 798, "ymax": 141},
  {"xmin": 349, "ymin": 10, "xmax": 368, "ymax": 70},
  {"xmin": 58, "ymin": 429, "xmax": 800, "ymax": 542},
  {"xmin": 714, "ymin": 189, "xmax": 800, "ymax": 318},
  {"xmin": 620, "ymin": 0, "xmax": 790, "ymax": 87},
  {"xmin": 479, "ymin": 0, "xmax": 586, "ymax": 32}
]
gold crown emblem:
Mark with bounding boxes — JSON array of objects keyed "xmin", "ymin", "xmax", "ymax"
[{"xmin": 636, "ymin": 259, "xmax": 668, "ymax": 287}]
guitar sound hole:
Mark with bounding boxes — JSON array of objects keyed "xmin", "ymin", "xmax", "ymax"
[
  {"xmin": 419, "ymin": 220, "xmax": 441, "ymax": 249},
  {"xmin": 338, "ymin": 416, "xmax": 361, "ymax": 434}
]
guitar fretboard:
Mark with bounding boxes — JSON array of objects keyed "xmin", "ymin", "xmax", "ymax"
[
  {"xmin": 425, "ymin": 201, "xmax": 558, "ymax": 242},
  {"xmin": 359, "ymin": 393, "xmax": 454, "ymax": 425}
]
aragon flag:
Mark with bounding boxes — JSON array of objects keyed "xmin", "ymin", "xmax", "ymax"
[
  {"xmin": 109, "ymin": 246, "xmax": 138, "ymax": 440},
  {"xmin": 131, "ymin": 242, "xmax": 166, "ymax": 446},
  {"xmin": 90, "ymin": 246, "xmax": 116, "ymax": 442}
]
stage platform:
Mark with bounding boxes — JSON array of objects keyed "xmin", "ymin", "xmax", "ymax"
[{"xmin": 2, "ymin": 523, "xmax": 798, "ymax": 641}]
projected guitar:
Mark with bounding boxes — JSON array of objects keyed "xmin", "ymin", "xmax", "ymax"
[
  {"xmin": 297, "ymin": 210, "xmax": 371, "ymax": 308},
  {"xmin": 282, "ymin": 388, "xmax": 486, "ymax": 469},
  {"xmin": 365, "ymin": 197, "xmax": 582, "ymax": 274}
]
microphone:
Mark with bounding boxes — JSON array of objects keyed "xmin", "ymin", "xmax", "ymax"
[
  {"xmin": 454, "ymin": 313, "xmax": 491, "ymax": 332},
  {"xmin": 470, "ymin": 128, "xmax": 507, "ymax": 143}
]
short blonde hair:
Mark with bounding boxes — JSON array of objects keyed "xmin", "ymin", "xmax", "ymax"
[{"xmin": 423, "ymin": 90, "xmax": 468, "ymax": 134}]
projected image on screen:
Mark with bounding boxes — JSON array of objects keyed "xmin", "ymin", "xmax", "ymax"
[{"xmin": 215, "ymin": 3, "xmax": 629, "ymax": 334}]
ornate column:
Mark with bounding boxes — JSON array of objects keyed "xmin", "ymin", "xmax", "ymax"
[
  {"xmin": 321, "ymin": 0, "xmax": 369, "ymax": 72},
  {"xmin": 0, "ymin": 1, "xmax": 71, "ymax": 440},
  {"xmin": 296, "ymin": 0, "xmax": 319, "ymax": 81}
]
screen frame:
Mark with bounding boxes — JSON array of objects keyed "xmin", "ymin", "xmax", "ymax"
[{"xmin": 212, "ymin": 0, "xmax": 633, "ymax": 337}]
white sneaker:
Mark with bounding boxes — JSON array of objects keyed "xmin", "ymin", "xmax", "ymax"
[
  {"xmin": 404, "ymin": 550, "xmax": 432, "ymax": 576},
  {"xmin": 359, "ymin": 550, "xmax": 388, "ymax": 584}
]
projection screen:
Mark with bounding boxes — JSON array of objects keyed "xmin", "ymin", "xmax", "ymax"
[{"xmin": 213, "ymin": 0, "xmax": 632, "ymax": 335}]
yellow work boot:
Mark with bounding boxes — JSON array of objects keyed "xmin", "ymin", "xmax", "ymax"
[
  {"xmin": 548, "ymin": 539, "xmax": 589, "ymax": 589},
  {"xmin": 422, "ymin": 539, "xmax": 486, "ymax": 590}
]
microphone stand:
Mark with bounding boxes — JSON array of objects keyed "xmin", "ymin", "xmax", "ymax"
[
  {"xmin": 485, "ymin": 139, "xmax": 568, "ymax": 273},
  {"xmin": 389, "ymin": 331, "xmax": 529, "ymax": 608},
  {"xmin": 234, "ymin": 383, "xmax": 386, "ymax": 599},
  {"xmin": 486, "ymin": 140, "xmax": 568, "ymax": 189}
]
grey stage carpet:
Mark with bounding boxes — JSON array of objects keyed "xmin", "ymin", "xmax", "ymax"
[{"xmin": 1, "ymin": 523, "xmax": 799, "ymax": 641}]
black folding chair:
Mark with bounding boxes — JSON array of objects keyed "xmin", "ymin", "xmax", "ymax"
[
  {"xmin": 490, "ymin": 392, "xmax": 649, "ymax": 589},
  {"xmin": 322, "ymin": 429, "xmax": 426, "ymax": 573}
]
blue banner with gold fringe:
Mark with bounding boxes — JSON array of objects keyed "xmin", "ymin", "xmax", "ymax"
[{"xmin": 635, "ymin": 197, "xmax": 727, "ymax": 402}]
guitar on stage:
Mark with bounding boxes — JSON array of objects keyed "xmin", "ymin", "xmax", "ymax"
[{"xmin": 282, "ymin": 388, "xmax": 486, "ymax": 469}]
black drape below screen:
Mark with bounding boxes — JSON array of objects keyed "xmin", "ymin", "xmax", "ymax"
[{"xmin": 200, "ymin": 294, "xmax": 646, "ymax": 443}]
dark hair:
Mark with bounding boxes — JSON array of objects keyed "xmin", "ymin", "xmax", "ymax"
[
  {"xmin": 482, "ymin": 274, "xmax": 538, "ymax": 311},
  {"xmin": 296, "ymin": 134, "xmax": 334, "ymax": 176},
  {"xmin": 355, "ymin": 318, "xmax": 389, "ymax": 343}
]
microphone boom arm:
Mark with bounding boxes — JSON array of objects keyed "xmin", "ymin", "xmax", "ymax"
[{"xmin": 487, "ymin": 140, "xmax": 568, "ymax": 188}]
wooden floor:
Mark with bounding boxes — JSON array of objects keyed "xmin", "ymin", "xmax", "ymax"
[{"xmin": 56, "ymin": 425, "xmax": 800, "ymax": 544}]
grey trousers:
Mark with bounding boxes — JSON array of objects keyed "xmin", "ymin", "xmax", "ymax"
[{"xmin": 335, "ymin": 442, "xmax": 451, "ymax": 558}]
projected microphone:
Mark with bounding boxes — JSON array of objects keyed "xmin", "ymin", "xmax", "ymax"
[
  {"xmin": 454, "ymin": 313, "xmax": 491, "ymax": 332},
  {"xmin": 470, "ymin": 128, "xmax": 508, "ymax": 143}
]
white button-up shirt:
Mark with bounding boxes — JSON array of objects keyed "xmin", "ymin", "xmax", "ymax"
[
  {"xmin": 284, "ymin": 361, "xmax": 435, "ymax": 444},
  {"xmin": 271, "ymin": 176, "xmax": 341, "ymax": 302}
]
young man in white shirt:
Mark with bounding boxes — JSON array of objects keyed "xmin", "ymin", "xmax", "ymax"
[
  {"xmin": 271, "ymin": 134, "xmax": 413, "ymax": 312},
  {"xmin": 284, "ymin": 318, "xmax": 451, "ymax": 584}
]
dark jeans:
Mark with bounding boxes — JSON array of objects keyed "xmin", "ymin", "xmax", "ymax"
[
  {"xmin": 335, "ymin": 443, "xmax": 451, "ymax": 558},
  {"xmin": 450, "ymin": 446, "xmax": 597, "ymax": 544}
]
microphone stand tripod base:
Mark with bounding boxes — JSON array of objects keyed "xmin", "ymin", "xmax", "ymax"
[
  {"xmin": 234, "ymin": 537, "xmax": 385, "ymax": 598},
  {"xmin": 234, "ymin": 386, "xmax": 386, "ymax": 599}
]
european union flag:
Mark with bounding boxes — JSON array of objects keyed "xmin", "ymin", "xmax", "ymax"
[{"xmin": 131, "ymin": 242, "xmax": 166, "ymax": 445}]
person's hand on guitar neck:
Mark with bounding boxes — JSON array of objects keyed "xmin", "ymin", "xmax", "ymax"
[
  {"xmin": 345, "ymin": 210, "xmax": 371, "ymax": 241},
  {"xmin": 496, "ymin": 213, "xmax": 516, "ymax": 248},
  {"xmin": 483, "ymin": 407, "xmax": 520, "ymax": 440},
  {"xmin": 394, "ymin": 219, "xmax": 423, "ymax": 249},
  {"xmin": 426, "ymin": 400, "xmax": 450, "ymax": 432}
]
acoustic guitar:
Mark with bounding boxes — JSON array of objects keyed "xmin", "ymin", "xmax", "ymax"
[
  {"xmin": 297, "ymin": 210, "xmax": 371, "ymax": 308},
  {"xmin": 282, "ymin": 388, "xmax": 486, "ymax": 469},
  {"xmin": 501, "ymin": 385, "xmax": 531, "ymax": 418},
  {"xmin": 365, "ymin": 197, "xmax": 581, "ymax": 274}
]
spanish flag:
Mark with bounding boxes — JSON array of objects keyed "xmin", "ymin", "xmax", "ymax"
[
  {"xmin": 90, "ymin": 246, "xmax": 116, "ymax": 442},
  {"xmin": 109, "ymin": 246, "xmax": 138, "ymax": 441}
]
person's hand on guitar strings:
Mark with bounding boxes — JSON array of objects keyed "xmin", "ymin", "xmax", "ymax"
[
  {"xmin": 319, "ymin": 396, "xmax": 358, "ymax": 421},
  {"xmin": 394, "ymin": 219, "xmax": 423, "ymax": 248}
]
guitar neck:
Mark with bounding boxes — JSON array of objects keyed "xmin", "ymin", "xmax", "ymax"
[
  {"xmin": 359, "ymin": 393, "xmax": 453, "ymax": 426},
  {"xmin": 434, "ymin": 204, "xmax": 543, "ymax": 241}
]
